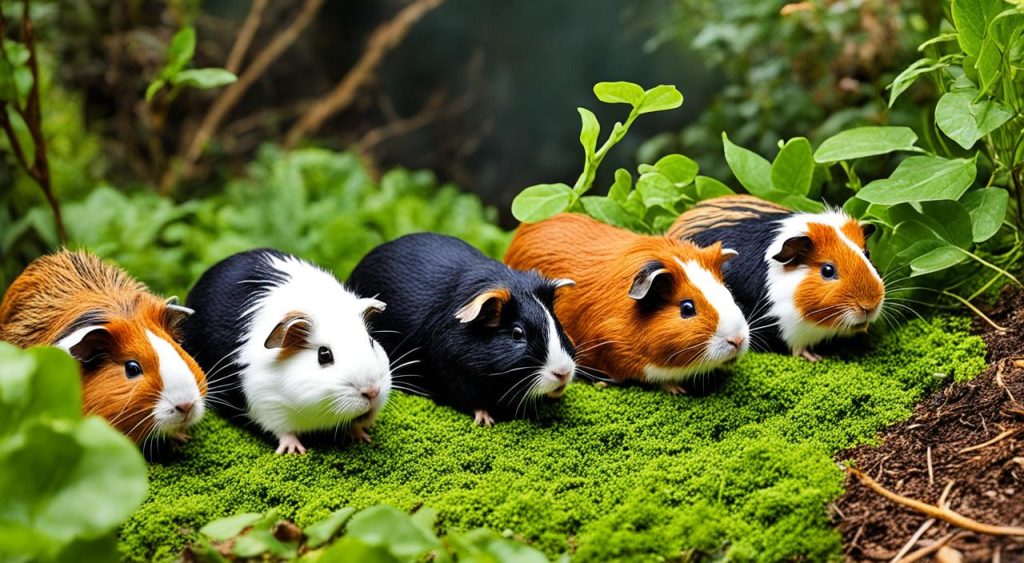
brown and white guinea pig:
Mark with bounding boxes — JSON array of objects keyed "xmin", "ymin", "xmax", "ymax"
[
  {"xmin": 0, "ymin": 250, "xmax": 207, "ymax": 443},
  {"xmin": 668, "ymin": 195, "xmax": 885, "ymax": 361},
  {"xmin": 505, "ymin": 213, "xmax": 748, "ymax": 394}
]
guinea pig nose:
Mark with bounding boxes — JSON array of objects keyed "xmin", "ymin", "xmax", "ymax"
[
  {"xmin": 726, "ymin": 336, "xmax": 745, "ymax": 349},
  {"xmin": 361, "ymin": 387, "xmax": 380, "ymax": 401},
  {"xmin": 553, "ymin": 370, "xmax": 571, "ymax": 382},
  {"xmin": 175, "ymin": 402, "xmax": 194, "ymax": 415}
]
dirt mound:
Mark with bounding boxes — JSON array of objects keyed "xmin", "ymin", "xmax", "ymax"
[{"xmin": 836, "ymin": 288, "xmax": 1024, "ymax": 561}]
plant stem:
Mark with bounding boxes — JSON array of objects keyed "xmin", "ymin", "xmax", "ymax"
[
  {"xmin": 942, "ymin": 290, "xmax": 1008, "ymax": 332},
  {"xmin": 957, "ymin": 247, "xmax": 1023, "ymax": 287},
  {"xmin": 570, "ymin": 105, "xmax": 641, "ymax": 202}
]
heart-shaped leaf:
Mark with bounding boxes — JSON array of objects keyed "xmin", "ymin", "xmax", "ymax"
[{"xmin": 511, "ymin": 184, "xmax": 573, "ymax": 223}]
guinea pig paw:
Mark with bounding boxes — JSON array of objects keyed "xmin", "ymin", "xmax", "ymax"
[
  {"xmin": 473, "ymin": 410, "xmax": 495, "ymax": 427},
  {"xmin": 275, "ymin": 433, "xmax": 307, "ymax": 455},
  {"xmin": 661, "ymin": 382, "xmax": 688, "ymax": 396},
  {"xmin": 350, "ymin": 427, "xmax": 373, "ymax": 444},
  {"xmin": 171, "ymin": 432, "xmax": 191, "ymax": 443},
  {"xmin": 794, "ymin": 348, "xmax": 823, "ymax": 362}
]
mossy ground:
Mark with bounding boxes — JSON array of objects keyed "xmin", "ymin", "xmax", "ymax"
[{"xmin": 119, "ymin": 316, "xmax": 985, "ymax": 562}]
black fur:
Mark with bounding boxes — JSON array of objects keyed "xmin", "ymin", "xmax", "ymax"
[
  {"xmin": 180, "ymin": 248, "xmax": 290, "ymax": 416},
  {"xmin": 346, "ymin": 233, "xmax": 575, "ymax": 418},
  {"xmin": 684, "ymin": 207, "xmax": 793, "ymax": 352}
]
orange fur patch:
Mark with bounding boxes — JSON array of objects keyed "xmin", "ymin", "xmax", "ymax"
[
  {"xmin": 505, "ymin": 213, "xmax": 727, "ymax": 382},
  {"xmin": 793, "ymin": 222, "xmax": 884, "ymax": 326}
]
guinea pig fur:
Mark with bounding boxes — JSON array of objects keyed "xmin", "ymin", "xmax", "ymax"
[
  {"xmin": 668, "ymin": 195, "xmax": 885, "ymax": 361},
  {"xmin": 504, "ymin": 213, "xmax": 748, "ymax": 395},
  {"xmin": 0, "ymin": 250, "xmax": 206, "ymax": 443},
  {"xmin": 181, "ymin": 249, "xmax": 391, "ymax": 454},
  {"xmin": 346, "ymin": 233, "xmax": 576, "ymax": 427}
]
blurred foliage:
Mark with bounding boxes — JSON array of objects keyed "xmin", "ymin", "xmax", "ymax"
[{"xmin": 0, "ymin": 343, "xmax": 148, "ymax": 562}]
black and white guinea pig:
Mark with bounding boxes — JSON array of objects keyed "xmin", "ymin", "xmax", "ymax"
[
  {"xmin": 669, "ymin": 195, "xmax": 885, "ymax": 361},
  {"xmin": 346, "ymin": 233, "xmax": 576, "ymax": 426},
  {"xmin": 181, "ymin": 249, "xmax": 391, "ymax": 454}
]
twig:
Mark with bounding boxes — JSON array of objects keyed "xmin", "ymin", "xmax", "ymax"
[
  {"xmin": 284, "ymin": 0, "xmax": 446, "ymax": 148},
  {"xmin": 897, "ymin": 533, "xmax": 955, "ymax": 563},
  {"xmin": 161, "ymin": 0, "xmax": 326, "ymax": 194},
  {"xmin": 926, "ymin": 446, "xmax": 933, "ymax": 486},
  {"xmin": 942, "ymin": 291, "xmax": 1008, "ymax": 332},
  {"xmin": 997, "ymin": 358, "xmax": 1019, "ymax": 405},
  {"xmin": 847, "ymin": 467, "xmax": 1024, "ymax": 536},
  {"xmin": 224, "ymin": 0, "xmax": 268, "ymax": 74},
  {"xmin": 890, "ymin": 518, "xmax": 935, "ymax": 563},
  {"xmin": 958, "ymin": 427, "xmax": 1022, "ymax": 454}
]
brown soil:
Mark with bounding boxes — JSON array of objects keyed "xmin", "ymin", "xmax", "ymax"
[{"xmin": 835, "ymin": 287, "xmax": 1024, "ymax": 562}]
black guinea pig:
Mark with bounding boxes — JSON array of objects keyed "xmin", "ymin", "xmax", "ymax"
[{"xmin": 346, "ymin": 233, "xmax": 577, "ymax": 426}]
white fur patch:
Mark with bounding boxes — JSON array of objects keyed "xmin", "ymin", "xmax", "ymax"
[
  {"xmin": 236, "ymin": 254, "xmax": 392, "ymax": 438},
  {"xmin": 147, "ymin": 329, "xmax": 205, "ymax": 432},
  {"xmin": 530, "ymin": 296, "xmax": 576, "ymax": 397}
]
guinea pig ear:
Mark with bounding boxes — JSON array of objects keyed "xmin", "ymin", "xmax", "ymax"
[
  {"xmin": 628, "ymin": 262, "xmax": 672, "ymax": 301},
  {"xmin": 264, "ymin": 313, "xmax": 313, "ymax": 349},
  {"xmin": 551, "ymin": 279, "xmax": 576, "ymax": 290},
  {"xmin": 455, "ymin": 288, "xmax": 511, "ymax": 328},
  {"xmin": 721, "ymin": 248, "xmax": 738, "ymax": 263},
  {"xmin": 861, "ymin": 222, "xmax": 877, "ymax": 240},
  {"xmin": 772, "ymin": 235, "xmax": 813, "ymax": 266},
  {"xmin": 164, "ymin": 296, "xmax": 195, "ymax": 327},
  {"xmin": 55, "ymin": 325, "xmax": 112, "ymax": 364},
  {"xmin": 359, "ymin": 298, "xmax": 387, "ymax": 320}
]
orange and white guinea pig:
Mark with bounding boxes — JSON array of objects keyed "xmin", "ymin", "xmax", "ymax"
[
  {"xmin": 668, "ymin": 195, "xmax": 885, "ymax": 361},
  {"xmin": 0, "ymin": 250, "xmax": 207, "ymax": 443},
  {"xmin": 505, "ymin": 213, "xmax": 748, "ymax": 394}
]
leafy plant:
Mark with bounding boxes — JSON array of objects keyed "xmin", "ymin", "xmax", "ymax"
[
  {"xmin": 145, "ymin": 27, "xmax": 237, "ymax": 102},
  {"xmin": 186, "ymin": 504, "xmax": 556, "ymax": 562},
  {"xmin": 0, "ymin": 343, "xmax": 148, "ymax": 562}
]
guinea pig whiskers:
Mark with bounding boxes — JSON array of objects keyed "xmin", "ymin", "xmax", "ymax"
[
  {"xmin": 498, "ymin": 371, "xmax": 541, "ymax": 406},
  {"xmin": 514, "ymin": 374, "xmax": 544, "ymax": 419},
  {"xmin": 574, "ymin": 365, "xmax": 613, "ymax": 383},
  {"xmin": 574, "ymin": 339, "xmax": 623, "ymax": 358},
  {"xmin": 389, "ymin": 359, "xmax": 421, "ymax": 373},
  {"xmin": 124, "ymin": 410, "xmax": 158, "ymax": 442},
  {"xmin": 387, "ymin": 346, "xmax": 423, "ymax": 371}
]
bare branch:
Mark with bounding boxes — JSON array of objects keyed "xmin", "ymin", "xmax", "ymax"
[{"xmin": 225, "ymin": 0, "xmax": 269, "ymax": 74}]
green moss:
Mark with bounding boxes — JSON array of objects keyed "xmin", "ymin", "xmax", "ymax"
[{"xmin": 119, "ymin": 316, "xmax": 985, "ymax": 562}]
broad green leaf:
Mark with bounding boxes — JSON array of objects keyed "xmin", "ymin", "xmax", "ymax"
[
  {"xmin": 813, "ymin": 127, "xmax": 919, "ymax": 163},
  {"xmin": 577, "ymin": 108, "xmax": 599, "ymax": 162},
  {"xmin": 200, "ymin": 513, "xmax": 263, "ymax": 541},
  {"xmin": 581, "ymin": 196, "xmax": 647, "ymax": 232},
  {"xmin": 962, "ymin": 188, "xmax": 1009, "ymax": 242},
  {"xmin": 608, "ymin": 168, "xmax": 632, "ymax": 203},
  {"xmin": 771, "ymin": 137, "xmax": 814, "ymax": 195},
  {"xmin": 232, "ymin": 528, "xmax": 295, "ymax": 559},
  {"xmin": 593, "ymin": 81, "xmax": 645, "ymax": 106},
  {"xmin": 888, "ymin": 58, "xmax": 947, "ymax": 107},
  {"xmin": 638, "ymin": 85, "xmax": 683, "ymax": 114},
  {"xmin": 304, "ymin": 507, "xmax": 355, "ymax": 548},
  {"xmin": 345, "ymin": 505, "xmax": 441, "ymax": 558},
  {"xmin": 722, "ymin": 132, "xmax": 773, "ymax": 197},
  {"xmin": 318, "ymin": 536, "xmax": 401, "ymax": 562},
  {"xmin": 952, "ymin": 0, "xmax": 1005, "ymax": 56},
  {"xmin": 888, "ymin": 201, "xmax": 974, "ymax": 248},
  {"xmin": 172, "ymin": 68, "xmax": 238, "ymax": 90},
  {"xmin": 975, "ymin": 36, "xmax": 1002, "ymax": 93},
  {"xmin": 652, "ymin": 154, "xmax": 698, "ymax": 186},
  {"xmin": 694, "ymin": 176, "xmax": 734, "ymax": 199},
  {"xmin": 511, "ymin": 184, "xmax": 573, "ymax": 223},
  {"xmin": 3, "ymin": 40, "xmax": 30, "ymax": 65},
  {"xmin": 450, "ymin": 528, "xmax": 549, "ymax": 563},
  {"xmin": 857, "ymin": 156, "xmax": 976, "ymax": 205},
  {"xmin": 777, "ymin": 194, "xmax": 826, "ymax": 213},
  {"xmin": 0, "ymin": 345, "xmax": 81, "ymax": 438},
  {"xmin": 935, "ymin": 91, "xmax": 1013, "ymax": 149},
  {"xmin": 911, "ymin": 245, "xmax": 968, "ymax": 276},
  {"xmin": 164, "ymin": 27, "xmax": 196, "ymax": 77},
  {"xmin": 145, "ymin": 79, "xmax": 165, "ymax": 102},
  {"xmin": 636, "ymin": 172, "xmax": 678, "ymax": 208}
]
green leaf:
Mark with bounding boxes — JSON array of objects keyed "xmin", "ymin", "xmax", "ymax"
[
  {"xmin": 813, "ymin": 126, "xmax": 919, "ymax": 163},
  {"xmin": 962, "ymin": 188, "xmax": 1009, "ymax": 242},
  {"xmin": 450, "ymin": 528, "xmax": 549, "ymax": 563},
  {"xmin": 511, "ymin": 184, "xmax": 573, "ymax": 223},
  {"xmin": 581, "ymin": 196, "xmax": 647, "ymax": 232},
  {"xmin": 935, "ymin": 91, "xmax": 1014, "ymax": 149},
  {"xmin": 652, "ymin": 154, "xmax": 698, "ymax": 186},
  {"xmin": 975, "ymin": 36, "xmax": 1002, "ymax": 93},
  {"xmin": 164, "ymin": 27, "xmax": 196, "ymax": 77},
  {"xmin": 694, "ymin": 176, "xmax": 734, "ymax": 199},
  {"xmin": 911, "ymin": 245, "xmax": 968, "ymax": 276},
  {"xmin": 888, "ymin": 58, "xmax": 947, "ymax": 107},
  {"xmin": 318, "ymin": 536, "xmax": 401, "ymax": 563},
  {"xmin": 345, "ymin": 505, "xmax": 441, "ymax": 558},
  {"xmin": 145, "ymin": 79, "xmax": 166, "ymax": 102},
  {"xmin": 200, "ymin": 513, "xmax": 263, "ymax": 541},
  {"xmin": 857, "ymin": 156, "xmax": 977, "ymax": 205},
  {"xmin": 722, "ymin": 132, "xmax": 773, "ymax": 197},
  {"xmin": 637, "ymin": 85, "xmax": 683, "ymax": 114},
  {"xmin": 304, "ymin": 507, "xmax": 355, "ymax": 548},
  {"xmin": 918, "ymin": 32, "xmax": 960, "ymax": 51},
  {"xmin": 0, "ymin": 345, "xmax": 81, "ymax": 439},
  {"xmin": 171, "ymin": 68, "xmax": 238, "ymax": 90},
  {"xmin": 577, "ymin": 107, "xmax": 599, "ymax": 162},
  {"xmin": 636, "ymin": 172, "xmax": 678, "ymax": 208},
  {"xmin": 889, "ymin": 201, "xmax": 974, "ymax": 248},
  {"xmin": 593, "ymin": 81, "xmax": 645, "ymax": 106},
  {"xmin": 771, "ymin": 137, "xmax": 814, "ymax": 196},
  {"xmin": 3, "ymin": 40, "xmax": 30, "ymax": 65},
  {"xmin": 952, "ymin": 0, "xmax": 1005, "ymax": 56},
  {"xmin": 607, "ymin": 168, "xmax": 632, "ymax": 203}
]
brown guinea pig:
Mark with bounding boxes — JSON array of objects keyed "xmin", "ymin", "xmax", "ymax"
[
  {"xmin": 0, "ymin": 250, "xmax": 207, "ymax": 443},
  {"xmin": 668, "ymin": 195, "xmax": 885, "ymax": 362},
  {"xmin": 505, "ymin": 213, "xmax": 748, "ymax": 394}
]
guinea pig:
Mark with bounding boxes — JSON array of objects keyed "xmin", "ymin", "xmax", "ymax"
[
  {"xmin": 0, "ymin": 250, "xmax": 206, "ymax": 443},
  {"xmin": 504, "ymin": 213, "xmax": 749, "ymax": 394},
  {"xmin": 346, "ymin": 233, "xmax": 576, "ymax": 426},
  {"xmin": 668, "ymin": 195, "xmax": 885, "ymax": 361},
  {"xmin": 180, "ymin": 248, "xmax": 391, "ymax": 454}
]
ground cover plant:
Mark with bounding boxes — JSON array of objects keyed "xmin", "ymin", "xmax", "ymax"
[{"xmin": 119, "ymin": 316, "xmax": 985, "ymax": 561}]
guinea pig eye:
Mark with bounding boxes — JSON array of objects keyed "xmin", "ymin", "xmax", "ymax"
[
  {"xmin": 680, "ymin": 300, "xmax": 697, "ymax": 319},
  {"xmin": 124, "ymin": 360, "xmax": 143, "ymax": 379},
  {"xmin": 820, "ymin": 263, "xmax": 838, "ymax": 280},
  {"xmin": 511, "ymin": 326, "xmax": 525, "ymax": 342},
  {"xmin": 317, "ymin": 346, "xmax": 334, "ymax": 366}
]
